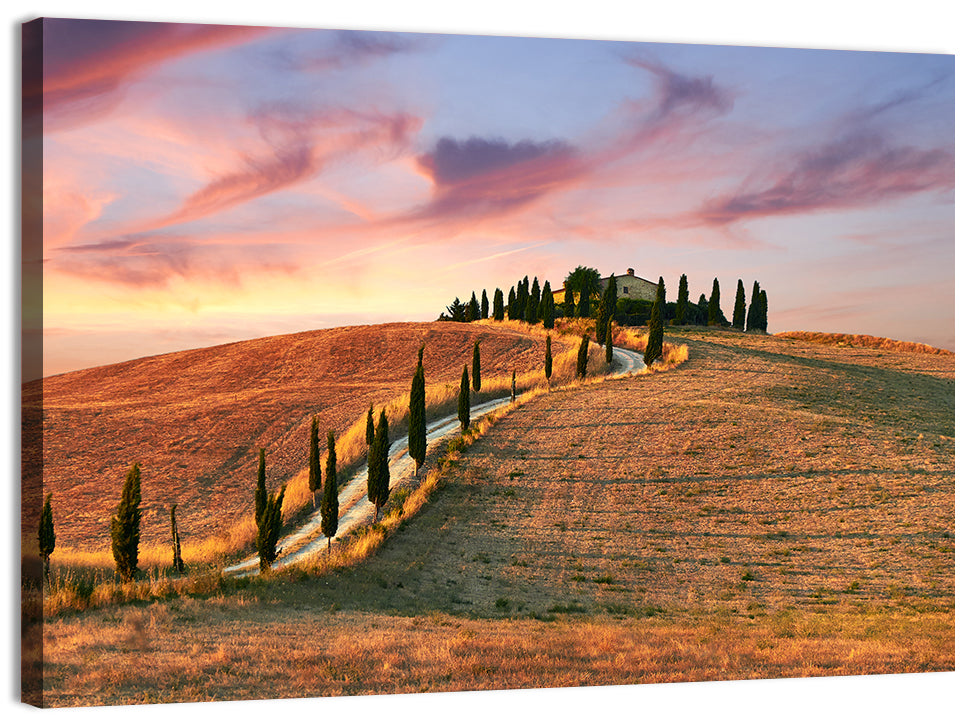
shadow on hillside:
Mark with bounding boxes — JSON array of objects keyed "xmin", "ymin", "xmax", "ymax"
[{"xmin": 675, "ymin": 335, "xmax": 954, "ymax": 438}]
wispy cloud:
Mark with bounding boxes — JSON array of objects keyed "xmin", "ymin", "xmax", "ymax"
[
  {"xmin": 32, "ymin": 19, "xmax": 276, "ymax": 133},
  {"xmin": 695, "ymin": 131, "xmax": 953, "ymax": 225}
]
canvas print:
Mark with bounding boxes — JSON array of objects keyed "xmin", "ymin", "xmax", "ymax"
[{"xmin": 21, "ymin": 16, "xmax": 954, "ymax": 708}]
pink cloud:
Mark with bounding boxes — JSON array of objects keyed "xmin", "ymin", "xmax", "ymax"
[{"xmin": 696, "ymin": 131, "xmax": 953, "ymax": 225}]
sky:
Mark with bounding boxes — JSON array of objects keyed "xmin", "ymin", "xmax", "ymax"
[{"xmin": 27, "ymin": 14, "xmax": 955, "ymax": 378}]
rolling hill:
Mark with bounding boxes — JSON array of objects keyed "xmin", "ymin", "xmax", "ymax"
[{"xmin": 23, "ymin": 322, "xmax": 551, "ymax": 553}]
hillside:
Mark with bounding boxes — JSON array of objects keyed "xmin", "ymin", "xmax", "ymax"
[
  {"xmin": 23, "ymin": 322, "xmax": 550, "ymax": 552},
  {"xmin": 39, "ymin": 327, "xmax": 955, "ymax": 703}
]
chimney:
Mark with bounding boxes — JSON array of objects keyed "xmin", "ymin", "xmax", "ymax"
[{"xmin": 626, "ymin": 268, "xmax": 635, "ymax": 277}]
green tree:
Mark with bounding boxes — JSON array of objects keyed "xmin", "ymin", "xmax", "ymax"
[
  {"xmin": 472, "ymin": 340, "xmax": 482, "ymax": 392},
  {"xmin": 576, "ymin": 274, "xmax": 593, "ymax": 318},
  {"xmin": 732, "ymin": 279, "xmax": 746, "ymax": 331},
  {"xmin": 255, "ymin": 450, "xmax": 285, "ymax": 574},
  {"xmin": 518, "ymin": 277, "xmax": 529, "ymax": 320},
  {"xmin": 368, "ymin": 410, "xmax": 390, "ymax": 521},
  {"xmin": 110, "ymin": 463, "xmax": 142, "ymax": 582},
  {"xmin": 458, "ymin": 364, "xmax": 470, "ymax": 432},
  {"xmin": 576, "ymin": 334, "xmax": 590, "ymax": 378},
  {"xmin": 708, "ymin": 277, "xmax": 722, "ymax": 325},
  {"xmin": 169, "ymin": 503, "xmax": 184, "ymax": 574},
  {"xmin": 541, "ymin": 280, "xmax": 555, "ymax": 329},
  {"xmin": 525, "ymin": 291, "xmax": 538, "ymax": 324},
  {"xmin": 746, "ymin": 281, "xmax": 761, "ymax": 331},
  {"xmin": 644, "ymin": 277, "xmax": 666, "ymax": 366},
  {"xmin": 531, "ymin": 277, "xmax": 541, "ymax": 309},
  {"xmin": 507, "ymin": 286, "xmax": 517, "ymax": 320},
  {"xmin": 308, "ymin": 416, "xmax": 321, "ymax": 506},
  {"xmin": 565, "ymin": 266, "xmax": 601, "ymax": 302},
  {"xmin": 408, "ymin": 349, "xmax": 427, "ymax": 472},
  {"xmin": 675, "ymin": 274, "xmax": 689, "ymax": 325},
  {"xmin": 759, "ymin": 289, "xmax": 768, "ymax": 333},
  {"xmin": 697, "ymin": 293, "xmax": 709, "ymax": 325},
  {"xmin": 39, "ymin": 492, "xmax": 55, "ymax": 585},
  {"xmin": 605, "ymin": 319, "xmax": 614, "ymax": 365},
  {"xmin": 596, "ymin": 274, "xmax": 617, "ymax": 343},
  {"xmin": 322, "ymin": 430, "xmax": 339, "ymax": 553},
  {"xmin": 481, "ymin": 289, "xmax": 489, "ymax": 319},
  {"xmin": 493, "ymin": 287, "xmax": 505, "ymax": 321},
  {"xmin": 446, "ymin": 297, "xmax": 466, "ymax": 322},
  {"xmin": 563, "ymin": 285, "xmax": 575, "ymax": 318},
  {"xmin": 366, "ymin": 403, "xmax": 375, "ymax": 445},
  {"xmin": 544, "ymin": 335, "xmax": 553, "ymax": 389},
  {"xmin": 467, "ymin": 292, "xmax": 480, "ymax": 322}
]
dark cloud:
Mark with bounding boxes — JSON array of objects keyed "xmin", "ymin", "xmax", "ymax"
[
  {"xmin": 412, "ymin": 136, "xmax": 585, "ymax": 219},
  {"xmin": 697, "ymin": 131, "xmax": 953, "ymax": 225},
  {"xmin": 626, "ymin": 56, "xmax": 734, "ymax": 122}
]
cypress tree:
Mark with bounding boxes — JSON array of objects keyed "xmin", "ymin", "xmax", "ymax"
[
  {"xmin": 39, "ymin": 492, "xmax": 54, "ymax": 585},
  {"xmin": 541, "ymin": 280, "xmax": 555, "ymax": 329},
  {"xmin": 746, "ymin": 281, "xmax": 761, "ymax": 331},
  {"xmin": 472, "ymin": 340, "xmax": 481, "ymax": 392},
  {"xmin": 759, "ymin": 289, "xmax": 768, "ymax": 333},
  {"xmin": 408, "ymin": 349, "xmax": 426, "ymax": 472},
  {"xmin": 644, "ymin": 277, "xmax": 666, "ymax": 366},
  {"xmin": 675, "ymin": 274, "xmax": 689, "ymax": 325},
  {"xmin": 481, "ymin": 289, "xmax": 489, "ymax": 319},
  {"xmin": 493, "ymin": 288, "xmax": 504, "ymax": 321},
  {"xmin": 170, "ymin": 503, "xmax": 184, "ymax": 574},
  {"xmin": 708, "ymin": 278, "xmax": 722, "ymax": 325},
  {"xmin": 511, "ymin": 370, "xmax": 517, "ymax": 402},
  {"xmin": 507, "ymin": 286, "xmax": 517, "ymax": 320},
  {"xmin": 576, "ymin": 334, "xmax": 590, "ymax": 378},
  {"xmin": 544, "ymin": 335, "xmax": 553, "ymax": 390},
  {"xmin": 697, "ymin": 293, "xmax": 709, "ymax": 325},
  {"xmin": 255, "ymin": 449, "xmax": 267, "ymax": 521},
  {"xmin": 368, "ymin": 411, "xmax": 390, "ymax": 521},
  {"xmin": 256, "ymin": 475, "xmax": 285, "ymax": 574},
  {"xmin": 458, "ymin": 365, "xmax": 470, "ymax": 432},
  {"xmin": 733, "ymin": 279, "xmax": 746, "ymax": 331},
  {"xmin": 308, "ymin": 416, "xmax": 321, "ymax": 505},
  {"xmin": 110, "ymin": 463, "xmax": 142, "ymax": 582},
  {"xmin": 517, "ymin": 278, "xmax": 529, "ymax": 319},
  {"xmin": 525, "ymin": 291, "xmax": 538, "ymax": 324},
  {"xmin": 606, "ymin": 319, "xmax": 614, "ymax": 365},
  {"xmin": 576, "ymin": 275, "xmax": 592, "ymax": 318},
  {"xmin": 531, "ymin": 277, "xmax": 541, "ymax": 310},
  {"xmin": 563, "ymin": 285, "xmax": 575, "ymax": 318},
  {"xmin": 322, "ymin": 430, "xmax": 339, "ymax": 553},
  {"xmin": 366, "ymin": 404, "xmax": 375, "ymax": 446},
  {"xmin": 596, "ymin": 274, "xmax": 617, "ymax": 343},
  {"xmin": 467, "ymin": 292, "xmax": 480, "ymax": 322}
]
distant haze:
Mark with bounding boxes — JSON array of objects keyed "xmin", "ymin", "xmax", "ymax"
[{"xmin": 30, "ymin": 19, "xmax": 954, "ymax": 379}]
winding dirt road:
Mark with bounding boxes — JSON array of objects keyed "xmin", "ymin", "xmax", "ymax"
[{"xmin": 224, "ymin": 345, "xmax": 646, "ymax": 576}]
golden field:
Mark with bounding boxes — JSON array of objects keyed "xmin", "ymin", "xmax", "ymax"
[{"xmin": 33, "ymin": 325, "xmax": 954, "ymax": 706}]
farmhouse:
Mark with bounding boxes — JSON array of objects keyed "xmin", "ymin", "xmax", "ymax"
[{"xmin": 552, "ymin": 268, "xmax": 659, "ymax": 304}]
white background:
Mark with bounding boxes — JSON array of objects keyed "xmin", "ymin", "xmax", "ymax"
[{"xmin": 3, "ymin": 1, "xmax": 960, "ymax": 719}]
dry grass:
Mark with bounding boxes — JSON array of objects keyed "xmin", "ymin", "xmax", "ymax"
[
  {"xmin": 40, "ymin": 605, "xmax": 952, "ymax": 706},
  {"xmin": 24, "ymin": 322, "xmax": 566, "ymax": 566},
  {"xmin": 35, "ymin": 326, "xmax": 954, "ymax": 705},
  {"xmin": 775, "ymin": 330, "xmax": 952, "ymax": 355}
]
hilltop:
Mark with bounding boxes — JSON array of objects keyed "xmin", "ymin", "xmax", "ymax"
[{"xmin": 23, "ymin": 322, "xmax": 551, "ymax": 553}]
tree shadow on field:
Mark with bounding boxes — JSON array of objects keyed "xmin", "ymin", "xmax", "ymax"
[{"xmin": 678, "ymin": 335, "xmax": 954, "ymax": 438}]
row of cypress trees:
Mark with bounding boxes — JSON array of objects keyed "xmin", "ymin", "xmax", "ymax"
[
  {"xmin": 674, "ymin": 275, "xmax": 768, "ymax": 332},
  {"xmin": 447, "ymin": 274, "xmax": 557, "ymax": 330}
]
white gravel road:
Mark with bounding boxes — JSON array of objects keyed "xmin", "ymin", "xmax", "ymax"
[{"xmin": 224, "ymin": 344, "xmax": 646, "ymax": 576}]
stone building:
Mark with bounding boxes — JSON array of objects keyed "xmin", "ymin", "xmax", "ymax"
[{"xmin": 552, "ymin": 268, "xmax": 658, "ymax": 304}]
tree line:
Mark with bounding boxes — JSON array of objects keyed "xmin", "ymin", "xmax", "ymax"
[{"xmin": 443, "ymin": 267, "xmax": 768, "ymax": 333}]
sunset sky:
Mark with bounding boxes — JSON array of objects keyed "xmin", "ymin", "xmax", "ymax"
[{"xmin": 30, "ymin": 17, "xmax": 955, "ymax": 377}]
